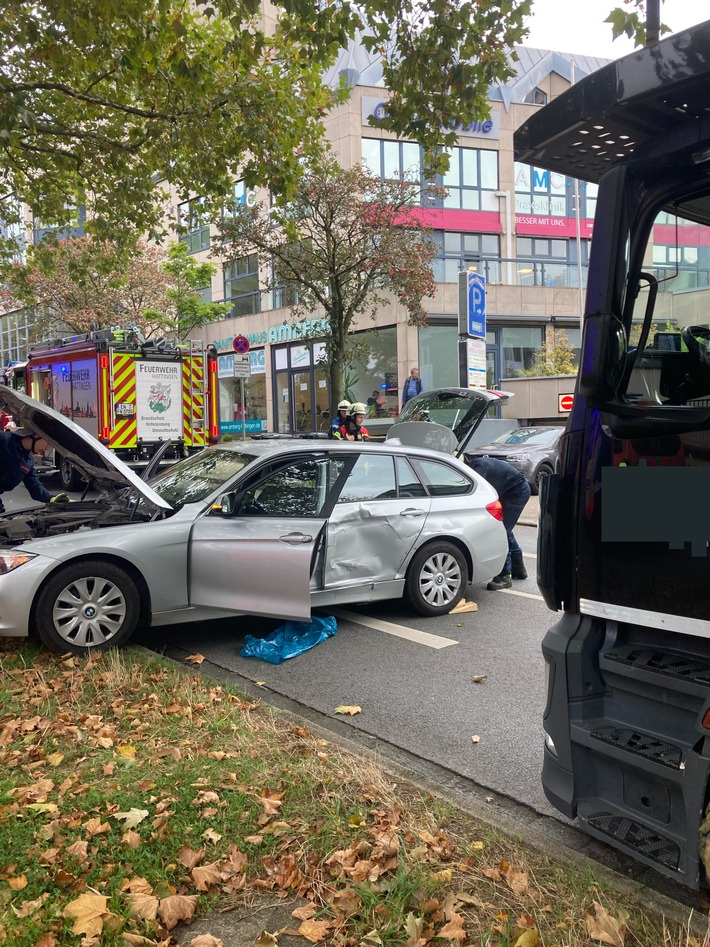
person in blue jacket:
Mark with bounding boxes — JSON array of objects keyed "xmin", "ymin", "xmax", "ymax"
[
  {"xmin": 0, "ymin": 427, "xmax": 66, "ymax": 513},
  {"xmin": 464, "ymin": 453, "xmax": 531, "ymax": 590},
  {"xmin": 329, "ymin": 400, "xmax": 351, "ymax": 439},
  {"xmin": 401, "ymin": 367, "xmax": 423, "ymax": 407}
]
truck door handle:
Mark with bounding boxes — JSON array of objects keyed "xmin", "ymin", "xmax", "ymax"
[
  {"xmin": 279, "ymin": 532, "xmax": 313, "ymax": 544},
  {"xmin": 400, "ymin": 508, "xmax": 425, "ymax": 517}
]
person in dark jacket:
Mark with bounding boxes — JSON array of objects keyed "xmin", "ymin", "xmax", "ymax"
[
  {"xmin": 0, "ymin": 427, "xmax": 63, "ymax": 513},
  {"xmin": 401, "ymin": 367, "xmax": 423, "ymax": 407},
  {"xmin": 464, "ymin": 454, "xmax": 531, "ymax": 590}
]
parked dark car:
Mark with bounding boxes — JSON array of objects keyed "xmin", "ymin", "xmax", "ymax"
[{"xmin": 465, "ymin": 425, "xmax": 563, "ymax": 494}]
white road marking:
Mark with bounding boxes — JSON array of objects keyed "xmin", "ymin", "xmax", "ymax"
[
  {"xmin": 500, "ymin": 588, "xmax": 545, "ymax": 601},
  {"xmin": 327, "ymin": 608, "xmax": 459, "ymax": 649},
  {"xmin": 523, "ymin": 551, "xmax": 537, "ymax": 559}
]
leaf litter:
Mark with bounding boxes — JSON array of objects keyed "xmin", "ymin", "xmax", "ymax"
[{"xmin": 0, "ymin": 644, "xmax": 701, "ymax": 947}]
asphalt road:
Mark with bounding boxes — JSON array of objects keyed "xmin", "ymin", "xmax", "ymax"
[{"xmin": 139, "ymin": 521, "xmax": 556, "ymax": 816}]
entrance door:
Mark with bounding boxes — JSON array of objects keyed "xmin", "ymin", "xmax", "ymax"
[{"xmin": 292, "ymin": 371, "xmax": 312, "ymax": 431}]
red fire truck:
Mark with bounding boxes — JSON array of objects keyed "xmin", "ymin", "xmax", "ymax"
[{"xmin": 5, "ymin": 329, "xmax": 219, "ymax": 488}]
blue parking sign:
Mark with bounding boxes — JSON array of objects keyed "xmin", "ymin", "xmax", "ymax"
[{"xmin": 467, "ymin": 272, "xmax": 486, "ymax": 338}]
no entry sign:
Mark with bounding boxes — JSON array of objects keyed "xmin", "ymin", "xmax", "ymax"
[{"xmin": 558, "ymin": 393, "xmax": 574, "ymax": 412}]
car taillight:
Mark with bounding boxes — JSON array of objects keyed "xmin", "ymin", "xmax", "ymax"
[{"xmin": 486, "ymin": 500, "xmax": 503, "ymax": 521}]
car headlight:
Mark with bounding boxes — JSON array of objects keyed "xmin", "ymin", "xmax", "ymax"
[{"xmin": 0, "ymin": 552, "xmax": 37, "ymax": 575}]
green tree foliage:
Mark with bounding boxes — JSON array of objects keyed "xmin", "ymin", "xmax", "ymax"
[
  {"xmin": 218, "ymin": 156, "xmax": 439, "ymax": 408},
  {"xmin": 605, "ymin": 0, "xmax": 670, "ymax": 46},
  {"xmin": 144, "ymin": 242, "xmax": 230, "ymax": 340},
  {"xmin": 0, "ymin": 0, "xmax": 531, "ymax": 255},
  {"xmin": 4, "ymin": 236, "xmax": 173, "ymax": 338},
  {"xmin": 518, "ymin": 329, "xmax": 577, "ymax": 377}
]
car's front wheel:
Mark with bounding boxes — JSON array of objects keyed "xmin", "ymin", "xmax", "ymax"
[
  {"xmin": 531, "ymin": 462, "xmax": 554, "ymax": 495},
  {"xmin": 58, "ymin": 455, "xmax": 81, "ymax": 491},
  {"xmin": 405, "ymin": 541, "xmax": 468, "ymax": 617},
  {"xmin": 33, "ymin": 560, "xmax": 140, "ymax": 654}
]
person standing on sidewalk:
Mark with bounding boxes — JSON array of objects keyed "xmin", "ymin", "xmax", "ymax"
[
  {"xmin": 464, "ymin": 454, "xmax": 531, "ymax": 590},
  {"xmin": 401, "ymin": 367, "xmax": 423, "ymax": 407}
]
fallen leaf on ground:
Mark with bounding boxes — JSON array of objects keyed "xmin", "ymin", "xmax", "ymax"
[
  {"xmin": 158, "ymin": 894, "xmax": 200, "ymax": 930},
  {"xmin": 113, "ymin": 808, "xmax": 149, "ymax": 828},
  {"xmin": 503, "ymin": 865, "xmax": 529, "ymax": 896},
  {"xmin": 334, "ymin": 705, "xmax": 361, "ymax": 716},
  {"xmin": 190, "ymin": 935, "xmax": 223, "ymax": 946},
  {"xmin": 513, "ymin": 929, "xmax": 539, "ymax": 947},
  {"xmin": 471, "ymin": 735, "xmax": 481, "ymax": 744},
  {"xmin": 584, "ymin": 901, "xmax": 629, "ymax": 946},
  {"xmin": 63, "ymin": 892, "xmax": 109, "ymax": 937},
  {"xmin": 185, "ymin": 654, "xmax": 205, "ymax": 665},
  {"xmin": 292, "ymin": 904, "xmax": 317, "ymax": 921},
  {"xmin": 298, "ymin": 919, "xmax": 332, "ymax": 943},
  {"xmin": 472, "ymin": 675, "xmax": 487, "ymax": 684},
  {"xmin": 254, "ymin": 932, "xmax": 278, "ymax": 947}
]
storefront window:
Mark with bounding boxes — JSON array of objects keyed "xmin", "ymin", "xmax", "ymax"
[
  {"xmin": 419, "ymin": 324, "xmax": 459, "ymax": 390},
  {"xmin": 501, "ymin": 327, "xmax": 543, "ymax": 377},
  {"xmin": 217, "ymin": 353, "xmax": 268, "ymax": 435},
  {"xmin": 342, "ymin": 328, "xmax": 399, "ymax": 418}
]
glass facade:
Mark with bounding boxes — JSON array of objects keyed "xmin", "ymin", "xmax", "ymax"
[
  {"xmin": 501, "ymin": 326, "xmax": 544, "ymax": 378},
  {"xmin": 224, "ymin": 254, "xmax": 260, "ymax": 317},
  {"xmin": 432, "ymin": 232, "xmax": 501, "ymax": 284},
  {"xmin": 177, "ymin": 198, "xmax": 210, "ymax": 253},
  {"xmin": 419, "ymin": 324, "xmax": 459, "ymax": 390}
]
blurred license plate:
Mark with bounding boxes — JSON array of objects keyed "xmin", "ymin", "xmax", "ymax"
[{"xmin": 115, "ymin": 403, "xmax": 135, "ymax": 417}]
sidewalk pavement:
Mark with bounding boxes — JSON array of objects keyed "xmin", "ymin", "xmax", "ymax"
[{"xmin": 519, "ymin": 493, "xmax": 539, "ymax": 527}]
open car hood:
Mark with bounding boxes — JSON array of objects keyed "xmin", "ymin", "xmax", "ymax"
[
  {"xmin": 0, "ymin": 387, "xmax": 172, "ymax": 511},
  {"xmin": 386, "ymin": 388, "xmax": 513, "ymax": 455}
]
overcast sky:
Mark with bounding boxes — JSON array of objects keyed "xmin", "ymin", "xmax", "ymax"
[{"xmin": 522, "ymin": 0, "xmax": 709, "ymax": 59}]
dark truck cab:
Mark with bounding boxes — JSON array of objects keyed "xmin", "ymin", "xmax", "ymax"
[{"xmin": 516, "ymin": 21, "xmax": 710, "ymax": 887}]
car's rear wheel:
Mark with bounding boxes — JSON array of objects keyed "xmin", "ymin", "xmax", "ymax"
[
  {"xmin": 33, "ymin": 560, "xmax": 140, "ymax": 654},
  {"xmin": 405, "ymin": 541, "xmax": 468, "ymax": 616},
  {"xmin": 531, "ymin": 462, "xmax": 554, "ymax": 495}
]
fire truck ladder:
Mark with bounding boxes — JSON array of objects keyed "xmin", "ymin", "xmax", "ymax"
[{"xmin": 186, "ymin": 340, "xmax": 207, "ymax": 443}]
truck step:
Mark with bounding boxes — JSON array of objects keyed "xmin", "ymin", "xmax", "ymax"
[
  {"xmin": 583, "ymin": 807, "xmax": 681, "ymax": 871},
  {"xmin": 603, "ymin": 646, "xmax": 710, "ymax": 688},
  {"xmin": 588, "ymin": 726, "xmax": 684, "ymax": 769}
]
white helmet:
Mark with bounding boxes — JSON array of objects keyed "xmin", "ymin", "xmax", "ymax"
[
  {"xmin": 349, "ymin": 402, "xmax": 367, "ymax": 417},
  {"xmin": 337, "ymin": 400, "xmax": 350, "ymax": 411}
]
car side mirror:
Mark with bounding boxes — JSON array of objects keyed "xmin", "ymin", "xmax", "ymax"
[{"xmin": 217, "ymin": 493, "xmax": 236, "ymax": 516}]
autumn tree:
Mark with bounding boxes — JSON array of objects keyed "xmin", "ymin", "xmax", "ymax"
[
  {"xmin": 0, "ymin": 0, "xmax": 531, "ymax": 257},
  {"xmin": 5, "ymin": 236, "xmax": 173, "ymax": 338},
  {"xmin": 142, "ymin": 242, "xmax": 230, "ymax": 341},
  {"xmin": 218, "ymin": 157, "xmax": 438, "ymax": 408},
  {"xmin": 518, "ymin": 329, "xmax": 577, "ymax": 377}
]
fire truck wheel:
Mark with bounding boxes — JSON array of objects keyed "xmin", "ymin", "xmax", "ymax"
[
  {"xmin": 33, "ymin": 560, "xmax": 140, "ymax": 655},
  {"xmin": 58, "ymin": 455, "xmax": 81, "ymax": 491}
]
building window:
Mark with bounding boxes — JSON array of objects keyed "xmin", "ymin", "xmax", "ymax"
[
  {"xmin": 501, "ymin": 326, "xmax": 543, "ymax": 377},
  {"xmin": 33, "ymin": 204, "xmax": 86, "ymax": 244},
  {"xmin": 419, "ymin": 324, "xmax": 459, "ymax": 390},
  {"xmin": 432, "ymin": 232, "xmax": 501, "ymax": 284},
  {"xmin": 514, "ymin": 162, "xmax": 568, "ymax": 217},
  {"xmin": 224, "ymin": 254, "xmax": 260, "ymax": 317},
  {"xmin": 225, "ymin": 180, "xmax": 256, "ymax": 217},
  {"xmin": 440, "ymin": 147, "xmax": 499, "ymax": 211},
  {"xmin": 516, "ymin": 237, "xmax": 588, "ymax": 288},
  {"xmin": 178, "ymin": 198, "xmax": 210, "ymax": 253},
  {"xmin": 524, "ymin": 88, "xmax": 548, "ymax": 106},
  {"xmin": 361, "ymin": 140, "xmax": 499, "ymax": 211}
]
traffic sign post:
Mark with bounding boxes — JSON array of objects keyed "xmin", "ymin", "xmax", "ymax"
[
  {"xmin": 467, "ymin": 271, "xmax": 486, "ymax": 338},
  {"xmin": 558, "ymin": 393, "xmax": 574, "ymax": 413},
  {"xmin": 232, "ymin": 335, "xmax": 251, "ymax": 354}
]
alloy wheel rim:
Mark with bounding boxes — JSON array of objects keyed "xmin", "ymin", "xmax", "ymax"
[
  {"xmin": 418, "ymin": 552, "xmax": 462, "ymax": 607},
  {"xmin": 52, "ymin": 576, "xmax": 127, "ymax": 647}
]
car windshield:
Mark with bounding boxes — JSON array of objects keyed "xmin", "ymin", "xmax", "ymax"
[
  {"xmin": 398, "ymin": 390, "xmax": 491, "ymax": 441},
  {"xmin": 146, "ymin": 448, "xmax": 257, "ymax": 507},
  {"xmin": 491, "ymin": 428, "xmax": 560, "ymax": 446}
]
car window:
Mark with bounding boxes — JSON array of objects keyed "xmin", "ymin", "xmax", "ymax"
[
  {"xmin": 396, "ymin": 456, "xmax": 427, "ymax": 498},
  {"xmin": 414, "ymin": 459, "xmax": 473, "ymax": 497},
  {"xmin": 337, "ymin": 454, "xmax": 396, "ymax": 502},
  {"xmin": 148, "ymin": 449, "xmax": 257, "ymax": 507},
  {"xmin": 245, "ymin": 459, "xmax": 329, "ymax": 517},
  {"xmin": 492, "ymin": 428, "xmax": 560, "ymax": 446}
]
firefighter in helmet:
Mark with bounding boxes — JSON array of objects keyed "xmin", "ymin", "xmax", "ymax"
[
  {"xmin": 329, "ymin": 400, "xmax": 351, "ymax": 439},
  {"xmin": 333, "ymin": 403, "xmax": 370, "ymax": 441}
]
